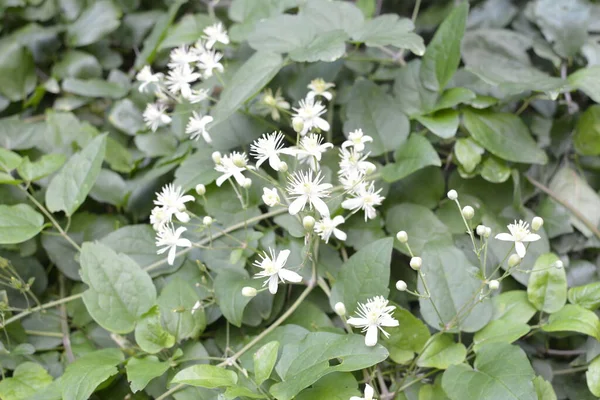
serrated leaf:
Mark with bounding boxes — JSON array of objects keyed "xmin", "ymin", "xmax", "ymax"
[
  {"xmin": 66, "ymin": 1, "xmax": 122, "ymax": 47},
  {"xmin": 134, "ymin": 306, "xmax": 176, "ymax": 354},
  {"xmin": 542, "ymin": 304, "xmax": 600, "ymax": 340},
  {"xmin": 381, "ymin": 134, "xmax": 441, "ymax": 182},
  {"xmin": 527, "ymin": 253, "xmax": 567, "ymax": 313},
  {"xmin": 16, "ymin": 154, "xmax": 66, "ymax": 182},
  {"xmin": 61, "ymin": 348, "xmax": 124, "ymax": 400},
  {"xmin": 253, "ymin": 341, "xmax": 279, "ymax": 385},
  {"xmin": 171, "ymin": 365, "xmax": 238, "ymax": 388},
  {"xmin": 126, "ymin": 356, "xmax": 170, "ymax": 393},
  {"xmin": 417, "ymin": 333, "xmax": 466, "ymax": 369},
  {"xmin": 0, "ymin": 204, "xmax": 44, "ymax": 245}
]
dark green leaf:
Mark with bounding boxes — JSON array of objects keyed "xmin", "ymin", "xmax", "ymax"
[
  {"xmin": 0, "ymin": 39, "xmax": 36, "ymax": 101},
  {"xmin": 66, "ymin": 1, "xmax": 122, "ymax": 47},
  {"xmin": 381, "ymin": 134, "xmax": 441, "ymax": 182},
  {"xmin": 171, "ymin": 365, "xmax": 238, "ymax": 388},
  {"xmin": 0, "ymin": 204, "xmax": 44, "ymax": 244},
  {"xmin": 61, "ymin": 348, "xmax": 124, "ymax": 400},
  {"xmin": 472, "ymin": 320, "xmax": 530, "ymax": 352},
  {"xmin": 126, "ymin": 356, "xmax": 170, "ymax": 393}
]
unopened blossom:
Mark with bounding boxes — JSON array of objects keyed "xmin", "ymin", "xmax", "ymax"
[
  {"xmin": 287, "ymin": 170, "xmax": 332, "ymax": 217},
  {"xmin": 495, "ymin": 220, "xmax": 541, "ymax": 258},
  {"xmin": 314, "ymin": 216, "xmax": 346, "ymax": 243},
  {"xmin": 348, "ymin": 296, "xmax": 399, "ymax": 346},
  {"xmin": 165, "ymin": 64, "xmax": 200, "ymax": 98},
  {"xmin": 215, "ymin": 152, "xmax": 252, "ymax": 187},
  {"xmin": 258, "ymin": 88, "xmax": 290, "ymax": 121},
  {"xmin": 262, "ymin": 187, "xmax": 280, "ymax": 207},
  {"xmin": 250, "ymin": 131, "xmax": 292, "ymax": 170},
  {"xmin": 150, "ymin": 206, "xmax": 170, "ymax": 231},
  {"xmin": 156, "ymin": 224, "xmax": 192, "ymax": 265},
  {"xmin": 191, "ymin": 301, "xmax": 202, "ymax": 314},
  {"xmin": 253, "ymin": 248, "xmax": 302, "ymax": 294},
  {"xmin": 342, "ymin": 182, "xmax": 384, "ymax": 221},
  {"xmin": 203, "ymin": 22, "xmax": 229, "ymax": 48},
  {"xmin": 143, "ymin": 103, "xmax": 171, "ymax": 132},
  {"xmin": 168, "ymin": 45, "xmax": 198, "ymax": 68},
  {"xmin": 342, "ymin": 129, "xmax": 373, "ymax": 153},
  {"xmin": 197, "ymin": 49, "xmax": 224, "ymax": 78},
  {"xmin": 292, "ymin": 133, "xmax": 333, "ymax": 170},
  {"xmin": 292, "ymin": 97, "xmax": 330, "ymax": 136},
  {"xmin": 186, "ymin": 88, "xmax": 210, "ymax": 103},
  {"xmin": 186, "ymin": 112, "xmax": 213, "ymax": 143},
  {"xmin": 154, "ymin": 183, "xmax": 195, "ymax": 222},
  {"xmin": 306, "ymin": 78, "xmax": 335, "ymax": 101},
  {"xmin": 136, "ymin": 66, "xmax": 163, "ymax": 93},
  {"xmin": 350, "ymin": 384, "xmax": 376, "ymax": 400}
]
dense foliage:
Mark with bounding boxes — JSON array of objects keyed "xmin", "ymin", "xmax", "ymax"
[{"xmin": 1, "ymin": 0, "xmax": 600, "ymax": 399}]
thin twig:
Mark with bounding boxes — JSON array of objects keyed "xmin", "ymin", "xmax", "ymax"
[{"xmin": 59, "ymin": 274, "xmax": 75, "ymax": 363}]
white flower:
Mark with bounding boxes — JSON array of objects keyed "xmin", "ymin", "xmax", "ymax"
[
  {"xmin": 150, "ymin": 206, "xmax": 171, "ymax": 231},
  {"xmin": 286, "ymin": 170, "xmax": 332, "ymax": 217},
  {"xmin": 215, "ymin": 152, "xmax": 252, "ymax": 187},
  {"xmin": 197, "ymin": 49, "xmax": 224, "ymax": 78},
  {"xmin": 166, "ymin": 64, "xmax": 200, "ymax": 98},
  {"xmin": 338, "ymin": 169, "xmax": 367, "ymax": 195},
  {"xmin": 186, "ymin": 88, "xmax": 210, "ymax": 103},
  {"xmin": 342, "ymin": 129, "xmax": 373, "ymax": 153},
  {"xmin": 186, "ymin": 112, "xmax": 213, "ymax": 143},
  {"xmin": 143, "ymin": 103, "xmax": 171, "ymax": 132},
  {"xmin": 203, "ymin": 22, "xmax": 229, "ymax": 48},
  {"xmin": 342, "ymin": 182, "xmax": 384, "ymax": 221},
  {"xmin": 291, "ymin": 133, "xmax": 333, "ymax": 170},
  {"xmin": 292, "ymin": 97, "xmax": 330, "ymax": 136},
  {"xmin": 314, "ymin": 216, "xmax": 346, "ymax": 243},
  {"xmin": 306, "ymin": 78, "xmax": 335, "ymax": 101},
  {"xmin": 154, "ymin": 183, "xmax": 195, "ymax": 222},
  {"xmin": 156, "ymin": 224, "xmax": 192, "ymax": 265},
  {"xmin": 253, "ymin": 248, "xmax": 302, "ymax": 294},
  {"xmin": 262, "ymin": 187, "xmax": 280, "ymax": 207},
  {"xmin": 250, "ymin": 131, "xmax": 293, "ymax": 171},
  {"xmin": 339, "ymin": 148, "xmax": 376, "ymax": 177},
  {"xmin": 258, "ymin": 88, "xmax": 290, "ymax": 121},
  {"xmin": 347, "ymin": 296, "xmax": 398, "ymax": 347},
  {"xmin": 136, "ymin": 66, "xmax": 163, "ymax": 93},
  {"xmin": 350, "ymin": 384, "xmax": 376, "ymax": 400},
  {"xmin": 495, "ymin": 220, "xmax": 541, "ymax": 258},
  {"xmin": 168, "ymin": 45, "xmax": 198, "ymax": 68}
]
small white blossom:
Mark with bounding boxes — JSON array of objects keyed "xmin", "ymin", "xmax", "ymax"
[
  {"xmin": 166, "ymin": 64, "xmax": 200, "ymax": 98},
  {"xmin": 306, "ymin": 78, "xmax": 335, "ymax": 101},
  {"xmin": 197, "ymin": 49, "xmax": 224, "ymax": 78},
  {"xmin": 287, "ymin": 170, "xmax": 332, "ymax": 217},
  {"xmin": 341, "ymin": 182, "xmax": 384, "ymax": 221},
  {"xmin": 292, "ymin": 97, "xmax": 330, "ymax": 136},
  {"xmin": 314, "ymin": 216, "xmax": 347, "ymax": 243},
  {"xmin": 186, "ymin": 112, "xmax": 213, "ymax": 143},
  {"xmin": 495, "ymin": 220, "xmax": 541, "ymax": 258},
  {"xmin": 447, "ymin": 189, "xmax": 458, "ymax": 200},
  {"xmin": 150, "ymin": 206, "xmax": 170, "ymax": 231},
  {"xmin": 339, "ymin": 148, "xmax": 376, "ymax": 177},
  {"xmin": 168, "ymin": 45, "xmax": 198, "ymax": 68},
  {"xmin": 186, "ymin": 88, "xmax": 210, "ymax": 103},
  {"xmin": 347, "ymin": 296, "xmax": 399, "ymax": 347},
  {"xmin": 292, "ymin": 133, "xmax": 333, "ymax": 170},
  {"xmin": 156, "ymin": 224, "xmax": 192, "ymax": 265},
  {"xmin": 253, "ymin": 248, "xmax": 302, "ymax": 294},
  {"xmin": 342, "ymin": 129, "xmax": 373, "ymax": 153},
  {"xmin": 154, "ymin": 183, "xmax": 195, "ymax": 222},
  {"xmin": 215, "ymin": 152, "xmax": 252, "ymax": 187},
  {"xmin": 258, "ymin": 88, "xmax": 290, "ymax": 121},
  {"xmin": 338, "ymin": 169, "xmax": 367, "ymax": 195},
  {"xmin": 350, "ymin": 384, "xmax": 376, "ymax": 400},
  {"xmin": 262, "ymin": 187, "xmax": 280, "ymax": 207},
  {"xmin": 203, "ymin": 22, "xmax": 229, "ymax": 48},
  {"xmin": 136, "ymin": 66, "xmax": 163, "ymax": 93},
  {"xmin": 143, "ymin": 103, "xmax": 171, "ymax": 132},
  {"xmin": 250, "ymin": 131, "xmax": 293, "ymax": 171}
]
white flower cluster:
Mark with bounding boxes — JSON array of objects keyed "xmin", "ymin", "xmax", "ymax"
[{"xmin": 137, "ymin": 22, "xmax": 230, "ymax": 142}]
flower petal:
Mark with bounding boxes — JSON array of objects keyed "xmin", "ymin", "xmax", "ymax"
[
  {"xmin": 515, "ymin": 241, "xmax": 526, "ymax": 258},
  {"xmin": 167, "ymin": 246, "xmax": 177, "ymax": 265},
  {"xmin": 279, "ymin": 268, "xmax": 302, "ymax": 283},
  {"xmin": 268, "ymin": 276, "xmax": 279, "ymax": 294},
  {"xmin": 523, "ymin": 233, "xmax": 541, "ymax": 242},
  {"xmin": 288, "ymin": 196, "xmax": 306, "ymax": 215},
  {"xmin": 364, "ymin": 384, "xmax": 374, "ymax": 400},
  {"xmin": 312, "ymin": 197, "xmax": 330, "ymax": 218},
  {"xmin": 276, "ymin": 249, "xmax": 291, "ymax": 267},
  {"xmin": 347, "ymin": 317, "xmax": 369, "ymax": 328},
  {"xmin": 334, "ymin": 229, "xmax": 347, "ymax": 241},
  {"xmin": 365, "ymin": 325, "xmax": 378, "ymax": 347},
  {"xmin": 494, "ymin": 233, "xmax": 514, "ymax": 241}
]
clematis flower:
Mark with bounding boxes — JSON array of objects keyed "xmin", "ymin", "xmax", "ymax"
[
  {"xmin": 306, "ymin": 78, "xmax": 335, "ymax": 101},
  {"xmin": 250, "ymin": 131, "xmax": 293, "ymax": 171},
  {"xmin": 341, "ymin": 182, "xmax": 384, "ymax": 221},
  {"xmin": 262, "ymin": 187, "xmax": 280, "ymax": 207},
  {"xmin": 253, "ymin": 248, "xmax": 302, "ymax": 294},
  {"xmin": 154, "ymin": 183, "xmax": 195, "ymax": 222},
  {"xmin": 165, "ymin": 64, "xmax": 200, "ymax": 98},
  {"xmin": 495, "ymin": 220, "xmax": 541, "ymax": 258},
  {"xmin": 342, "ymin": 129, "xmax": 373, "ymax": 153},
  {"xmin": 286, "ymin": 170, "xmax": 332, "ymax": 217},
  {"xmin": 136, "ymin": 66, "xmax": 163, "ymax": 93},
  {"xmin": 347, "ymin": 296, "xmax": 399, "ymax": 346},
  {"xmin": 197, "ymin": 49, "xmax": 224, "ymax": 78},
  {"xmin": 143, "ymin": 103, "xmax": 171, "ymax": 132},
  {"xmin": 292, "ymin": 97, "xmax": 330, "ymax": 136},
  {"xmin": 291, "ymin": 133, "xmax": 333, "ymax": 170},
  {"xmin": 215, "ymin": 152, "xmax": 252, "ymax": 187},
  {"xmin": 186, "ymin": 112, "xmax": 213, "ymax": 143},
  {"xmin": 203, "ymin": 22, "xmax": 230, "ymax": 48},
  {"xmin": 156, "ymin": 224, "xmax": 192, "ymax": 265},
  {"xmin": 314, "ymin": 216, "xmax": 346, "ymax": 243}
]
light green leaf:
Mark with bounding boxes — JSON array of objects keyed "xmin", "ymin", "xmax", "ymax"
[
  {"xmin": 134, "ymin": 2, "xmax": 183, "ymax": 68},
  {"xmin": 0, "ymin": 39, "xmax": 36, "ymax": 102},
  {"xmin": 0, "ymin": 204, "xmax": 44, "ymax": 245},
  {"xmin": 253, "ymin": 341, "xmax": 279, "ymax": 385},
  {"xmin": 420, "ymin": 2, "xmax": 469, "ymax": 91},
  {"xmin": 289, "ymin": 30, "xmax": 347, "ymax": 63},
  {"xmin": 418, "ymin": 239, "xmax": 493, "ymax": 332},
  {"xmin": 108, "ymin": 99, "xmax": 144, "ymax": 135},
  {"xmin": 247, "ymin": 15, "xmax": 315, "ymax": 53},
  {"xmin": 126, "ymin": 356, "xmax": 170, "ymax": 393},
  {"xmin": 432, "ymin": 87, "xmax": 476, "ymax": 112},
  {"xmin": 62, "ymin": 78, "xmax": 128, "ymax": 98},
  {"xmin": 533, "ymin": 376, "xmax": 557, "ymax": 400},
  {"xmin": 158, "ymin": 277, "xmax": 206, "ymax": 341},
  {"xmin": 480, "ymin": 156, "xmax": 511, "ymax": 183},
  {"xmin": 568, "ymin": 282, "xmax": 600, "ymax": 311},
  {"xmin": 454, "ymin": 137, "xmax": 484, "ymax": 173},
  {"xmin": 419, "ymin": 376, "xmax": 450, "ymax": 400},
  {"xmin": 66, "ymin": 1, "xmax": 122, "ymax": 47},
  {"xmin": 295, "ymin": 372, "xmax": 360, "ymax": 400},
  {"xmin": 394, "ymin": 60, "xmax": 438, "ymax": 117},
  {"xmin": 80, "ymin": 242, "xmax": 157, "ymax": 334},
  {"xmin": 351, "ymin": 14, "xmax": 424, "ymax": 56},
  {"xmin": 45, "ymin": 134, "xmax": 107, "ymax": 216},
  {"xmin": 16, "ymin": 154, "xmax": 66, "ymax": 182},
  {"xmin": 61, "ymin": 348, "xmax": 124, "ymax": 400},
  {"xmin": 527, "ymin": 253, "xmax": 567, "ymax": 313},
  {"xmin": 0, "ymin": 362, "xmax": 53, "ymax": 400},
  {"xmin": 173, "ymin": 148, "xmax": 220, "ymax": 192},
  {"xmin": 214, "ymin": 270, "xmax": 260, "ymax": 327},
  {"xmin": 344, "ymin": 80, "xmax": 409, "ymax": 156},
  {"xmin": 171, "ymin": 365, "xmax": 238, "ymax": 388},
  {"xmin": 382, "ymin": 306, "xmax": 430, "ymax": 364},
  {"xmin": 329, "ymin": 238, "xmax": 393, "ymax": 313},
  {"xmin": 270, "ymin": 332, "xmax": 388, "ymax": 400},
  {"xmin": 542, "ymin": 304, "xmax": 600, "ymax": 340},
  {"xmin": 463, "ymin": 109, "xmax": 547, "ymax": 164},
  {"xmin": 415, "ymin": 109, "xmax": 459, "ymax": 139},
  {"xmin": 574, "ymin": 105, "xmax": 600, "ymax": 156},
  {"xmin": 587, "ymin": 356, "xmax": 600, "ymax": 397},
  {"xmin": 417, "ymin": 333, "xmax": 466, "ymax": 369},
  {"xmin": 52, "ymin": 50, "xmax": 102, "ymax": 79},
  {"xmin": 381, "ymin": 134, "xmax": 441, "ymax": 182},
  {"xmin": 569, "ymin": 66, "xmax": 600, "ymax": 103},
  {"xmin": 134, "ymin": 306, "xmax": 176, "ymax": 354},
  {"xmin": 159, "ymin": 13, "xmax": 213, "ymax": 50},
  {"xmin": 300, "ymin": 0, "xmax": 364, "ymax": 36},
  {"xmin": 442, "ymin": 343, "xmax": 536, "ymax": 400},
  {"xmin": 473, "ymin": 320, "xmax": 530, "ymax": 352},
  {"xmin": 492, "ymin": 290, "xmax": 537, "ymax": 324},
  {"xmin": 89, "ymin": 169, "xmax": 128, "ymax": 206},
  {"xmin": 0, "ymin": 148, "xmax": 22, "ymax": 171}
]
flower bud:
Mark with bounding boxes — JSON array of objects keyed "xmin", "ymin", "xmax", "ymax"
[
  {"xmin": 484, "ymin": 227, "xmax": 492, "ymax": 238},
  {"xmin": 365, "ymin": 162, "xmax": 377, "ymax": 175},
  {"xmin": 488, "ymin": 280, "xmax": 500, "ymax": 290},
  {"xmin": 242, "ymin": 287, "xmax": 257, "ymax": 297},
  {"xmin": 212, "ymin": 151, "xmax": 222, "ymax": 164},
  {"xmin": 278, "ymin": 161, "xmax": 288, "ymax": 172},
  {"xmin": 262, "ymin": 188, "xmax": 280, "ymax": 207},
  {"xmin": 292, "ymin": 117, "xmax": 304, "ymax": 133},
  {"xmin": 241, "ymin": 178, "xmax": 252, "ymax": 189},
  {"xmin": 462, "ymin": 206, "xmax": 475, "ymax": 220},
  {"xmin": 334, "ymin": 302, "xmax": 346, "ymax": 316},
  {"xmin": 410, "ymin": 256, "xmax": 422, "ymax": 270},
  {"xmin": 476, "ymin": 225, "xmax": 486, "ymax": 236},
  {"xmin": 396, "ymin": 230, "xmax": 408, "ymax": 243},
  {"xmin": 532, "ymin": 216, "xmax": 544, "ymax": 231},
  {"xmin": 396, "ymin": 280, "xmax": 407, "ymax": 291},
  {"xmin": 232, "ymin": 153, "xmax": 247, "ymax": 168},
  {"xmin": 195, "ymin": 184, "xmax": 206, "ymax": 196},
  {"xmin": 303, "ymin": 216, "xmax": 315, "ymax": 230},
  {"xmin": 177, "ymin": 212, "xmax": 190, "ymax": 223},
  {"xmin": 554, "ymin": 260, "xmax": 564, "ymax": 269},
  {"xmin": 508, "ymin": 254, "xmax": 521, "ymax": 268},
  {"xmin": 203, "ymin": 216, "xmax": 213, "ymax": 226},
  {"xmin": 447, "ymin": 189, "xmax": 458, "ymax": 201}
]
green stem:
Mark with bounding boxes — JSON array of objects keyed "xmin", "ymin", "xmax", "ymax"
[{"xmin": 1, "ymin": 293, "xmax": 84, "ymax": 328}]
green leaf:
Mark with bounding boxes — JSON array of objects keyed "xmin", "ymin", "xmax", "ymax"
[
  {"xmin": 159, "ymin": 13, "xmax": 213, "ymax": 50},
  {"xmin": 463, "ymin": 109, "xmax": 547, "ymax": 165},
  {"xmin": 542, "ymin": 304, "xmax": 600, "ymax": 340},
  {"xmin": 253, "ymin": 341, "xmax": 279, "ymax": 385},
  {"xmin": 247, "ymin": 15, "xmax": 315, "ymax": 53},
  {"xmin": 173, "ymin": 148, "xmax": 220, "ymax": 192},
  {"xmin": 419, "ymin": 376, "xmax": 450, "ymax": 400},
  {"xmin": 420, "ymin": 2, "xmax": 469, "ymax": 91},
  {"xmin": 432, "ymin": 87, "xmax": 476, "ymax": 112},
  {"xmin": 569, "ymin": 66, "xmax": 600, "ymax": 103},
  {"xmin": 214, "ymin": 270, "xmax": 260, "ymax": 327},
  {"xmin": 295, "ymin": 372, "xmax": 360, "ymax": 400},
  {"xmin": 527, "ymin": 253, "xmax": 567, "ymax": 313},
  {"xmin": 108, "ymin": 99, "xmax": 144, "ymax": 135},
  {"xmin": 492, "ymin": 290, "xmax": 537, "ymax": 324},
  {"xmin": 211, "ymin": 52, "xmax": 283, "ymax": 123},
  {"xmin": 62, "ymin": 78, "xmax": 128, "ymax": 98},
  {"xmin": 135, "ymin": 306, "xmax": 176, "ymax": 354},
  {"xmin": 0, "ymin": 362, "xmax": 53, "ymax": 400},
  {"xmin": 158, "ymin": 277, "xmax": 206, "ymax": 341},
  {"xmin": 0, "ymin": 39, "xmax": 36, "ymax": 102},
  {"xmin": 351, "ymin": 14, "xmax": 424, "ymax": 56},
  {"xmin": 415, "ymin": 109, "xmax": 459, "ymax": 139},
  {"xmin": 16, "ymin": 154, "xmax": 66, "ymax": 182},
  {"xmin": 442, "ymin": 343, "xmax": 536, "ymax": 400},
  {"xmin": 171, "ymin": 365, "xmax": 238, "ymax": 388},
  {"xmin": 61, "ymin": 348, "xmax": 124, "ymax": 400},
  {"xmin": 533, "ymin": 376, "xmax": 557, "ymax": 400},
  {"xmin": 473, "ymin": 320, "xmax": 530, "ymax": 352},
  {"xmin": 45, "ymin": 134, "xmax": 107, "ymax": 216},
  {"xmin": 574, "ymin": 105, "xmax": 600, "ymax": 155},
  {"xmin": 344, "ymin": 80, "xmax": 409, "ymax": 156},
  {"xmin": 270, "ymin": 332, "xmax": 389, "ymax": 400},
  {"xmin": 66, "ymin": 1, "xmax": 122, "ymax": 47},
  {"xmin": 0, "ymin": 204, "xmax": 44, "ymax": 244},
  {"xmin": 382, "ymin": 306, "xmax": 430, "ymax": 364},
  {"xmin": 329, "ymin": 238, "xmax": 393, "ymax": 313},
  {"xmin": 381, "ymin": 134, "xmax": 441, "ymax": 182},
  {"xmin": 79, "ymin": 242, "xmax": 157, "ymax": 334},
  {"xmin": 417, "ymin": 333, "xmax": 466, "ymax": 369},
  {"xmin": 418, "ymin": 239, "xmax": 493, "ymax": 332},
  {"xmin": 52, "ymin": 50, "xmax": 103, "ymax": 79},
  {"xmin": 587, "ymin": 356, "xmax": 600, "ymax": 397},
  {"xmin": 134, "ymin": 2, "xmax": 183, "ymax": 68},
  {"xmin": 289, "ymin": 30, "xmax": 347, "ymax": 63},
  {"xmin": 126, "ymin": 356, "xmax": 170, "ymax": 393},
  {"xmin": 0, "ymin": 148, "xmax": 22, "ymax": 171},
  {"xmin": 480, "ymin": 156, "xmax": 511, "ymax": 183},
  {"xmin": 300, "ymin": 0, "xmax": 364, "ymax": 36},
  {"xmin": 454, "ymin": 137, "xmax": 484, "ymax": 173},
  {"xmin": 394, "ymin": 60, "xmax": 438, "ymax": 117},
  {"xmin": 568, "ymin": 282, "xmax": 600, "ymax": 311}
]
